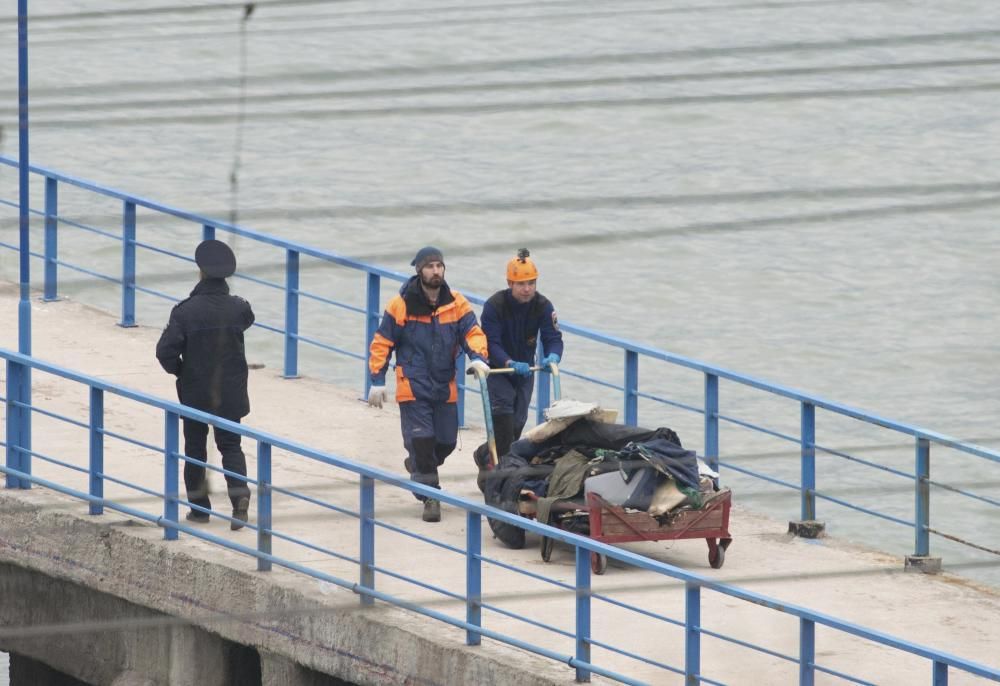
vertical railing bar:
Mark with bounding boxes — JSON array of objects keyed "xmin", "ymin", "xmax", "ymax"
[
  {"xmin": 163, "ymin": 410, "xmax": 179, "ymax": 541},
  {"xmin": 801, "ymin": 402, "xmax": 816, "ymax": 521},
  {"xmin": 684, "ymin": 582, "xmax": 701, "ymax": 685},
  {"xmin": 202, "ymin": 223, "xmax": 216, "ymax": 242},
  {"xmin": 5, "ymin": 360, "xmax": 23, "ymax": 489},
  {"xmin": 932, "ymin": 660, "xmax": 948, "ymax": 686},
  {"xmin": 364, "ymin": 272, "xmax": 380, "ymax": 400},
  {"xmin": 88, "ymin": 387, "xmax": 104, "ymax": 515},
  {"xmin": 359, "ymin": 475, "xmax": 375, "ymax": 606},
  {"xmin": 466, "ymin": 511, "xmax": 482, "ymax": 646},
  {"xmin": 535, "ymin": 337, "xmax": 550, "ymax": 426},
  {"xmin": 456, "ymin": 355, "xmax": 467, "ymax": 428},
  {"xmin": 799, "ymin": 617, "xmax": 815, "ymax": 686},
  {"xmin": 284, "ymin": 249, "xmax": 300, "ymax": 378},
  {"xmin": 120, "ymin": 200, "xmax": 137, "ymax": 327},
  {"xmin": 915, "ymin": 437, "xmax": 931, "ymax": 557},
  {"xmin": 257, "ymin": 440, "xmax": 272, "ymax": 572},
  {"xmin": 574, "ymin": 546, "xmax": 592, "ymax": 683},
  {"xmin": 624, "ymin": 349, "xmax": 639, "ymax": 426},
  {"xmin": 43, "ymin": 176, "xmax": 58, "ymax": 301},
  {"xmin": 704, "ymin": 373, "xmax": 719, "ymax": 473}
]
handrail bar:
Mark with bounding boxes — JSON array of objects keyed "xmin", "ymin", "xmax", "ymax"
[{"xmin": 2, "ymin": 346, "xmax": 1000, "ymax": 682}]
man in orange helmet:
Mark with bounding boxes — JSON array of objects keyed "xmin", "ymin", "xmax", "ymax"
[
  {"xmin": 366, "ymin": 246, "xmax": 490, "ymax": 522},
  {"xmin": 481, "ymin": 248, "xmax": 564, "ymax": 458}
]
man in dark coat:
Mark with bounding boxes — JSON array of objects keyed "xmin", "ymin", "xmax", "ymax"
[{"xmin": 156, "ymin": 239, "xmax": 255, "ymax": 530}]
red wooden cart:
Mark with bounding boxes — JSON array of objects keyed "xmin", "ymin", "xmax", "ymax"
[
  {"xmin": 521, "ymin": 487, "xmax": 733, "ymax": 574},
  {"xmin": 467, "ymin": 364, "xmax": 732, "ymax": 574}
]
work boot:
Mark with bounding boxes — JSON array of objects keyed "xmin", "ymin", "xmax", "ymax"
[
  {"xmin": 185, "ymin": 510, "xmax": 210, "ymax": 524},
  {"xmin": 422, "ymin": 499, "xmax": 441, "ymax": 523},
  {"xmin": 231, "ymin": 496, "xmax": 250, "ymax": 531}
]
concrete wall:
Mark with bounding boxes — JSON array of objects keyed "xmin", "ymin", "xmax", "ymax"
[{"xmin": 0, "ymin": 492, "xmax": 565, "ymax": 686}]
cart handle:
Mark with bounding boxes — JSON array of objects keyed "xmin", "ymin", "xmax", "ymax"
[{"xmin": 464, "ymin": 364, "xmax": 547, "ymax": 376}]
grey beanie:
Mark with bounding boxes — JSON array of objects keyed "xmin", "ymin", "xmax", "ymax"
[{"xmin": 411, "ymin": 245, "xmax": 444, "ymax": 272}]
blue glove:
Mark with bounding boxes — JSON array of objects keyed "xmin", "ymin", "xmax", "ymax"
[
  {"xmin": 508, "ymin": 361, "xmax": 531, "ymax": 376},
  {"xmin": 541, "ymin": 354, "xmax": 560, "ymax": 368}
]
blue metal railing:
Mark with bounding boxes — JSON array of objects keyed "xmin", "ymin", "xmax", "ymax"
[
  {"xmin": 2, "ymin": 347, "xmax": 998, "ymax": 685},
  {"xmin": 1, "ymin": 155, "xmax": 998, "ymax": 568}
]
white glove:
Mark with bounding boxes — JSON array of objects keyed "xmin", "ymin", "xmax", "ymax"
[
  {"xmin": 366, "ymin": 384, "xmax": 386, "ymax": 408},
  {"xmin": 468, "ymin": 359, "xmax": 490, "ymax": 376}
]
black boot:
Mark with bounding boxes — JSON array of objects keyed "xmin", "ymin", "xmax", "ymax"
[
  {"xmin": 410, "ymin": 437, "xmax": 440, "ymax": 504},
  {"xmin": 492, "ymin": 413, "xmax": 516, "ymax": 459}
]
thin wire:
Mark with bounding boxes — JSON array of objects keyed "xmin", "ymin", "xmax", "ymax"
[
  {"xmin": 9, "ymin": 56, "xmax": 1000, "ymax": 116},
  {"xmin": 3, "ymin": 180, "xmax": 999, "ymax": 227},
  {"xmin": 7, "ymin": 27, "xmax": 999, "ymax": 99},
  {"xmin": 22, "ymin": 79, "xmax": 1000, "ymax": 129},
  {"xmin": 4, "ymin": 0, "xmax": 897, "ymax": 29},
  {"xmin": 18, "ymin": 0, "xmax": 901, "ymax": 45},
  {"xmin": 227, "ymin": 3, "xmax": 254, "ymax": 252}
]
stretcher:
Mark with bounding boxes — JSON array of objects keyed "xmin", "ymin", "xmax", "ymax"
[{"xmin": 468, "ymin": 364, "xmax": 732, "ymax": 574}]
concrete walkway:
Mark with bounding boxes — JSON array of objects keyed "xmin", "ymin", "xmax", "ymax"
[{"xmin": 1, "ymin": 283, "xmax": 999, "ymax": 685}]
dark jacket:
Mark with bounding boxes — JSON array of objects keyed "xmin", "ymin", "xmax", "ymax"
[
  {"xmin": 155, "ymin": 278, "xmax": 255, "ymax": 419},
  {"xmin": 481, "ymin": 290, "xmax": 563, "ymax": 368},
  {"xmin": 369, "ymin": 276, "xmax": 487, "ymax": 403}
]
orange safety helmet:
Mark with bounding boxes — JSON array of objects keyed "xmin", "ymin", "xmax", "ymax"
[{"xmin": 506, "ymin": 248, "xmax": 539, "ymax": 282}]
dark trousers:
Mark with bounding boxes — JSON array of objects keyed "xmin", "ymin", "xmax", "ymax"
[
  {"xmin": 488, "ymin": 374, "xmax": 534, "ymax": 456},
  {"xmin": 183, "ymin": 418, "xmax": 251, "ymax": 510},
  {"xmin": 400, "ymin": 400, "xmax": 457, "ymax": 501}
]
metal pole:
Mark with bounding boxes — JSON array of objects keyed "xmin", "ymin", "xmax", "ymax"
[
  {"xmin": 16, "ymin": 0, "xmax": 33, "ymax": 490},
  {"xmin": 18, "ymin": 0, "xmax": 30, "ymax": 355}
]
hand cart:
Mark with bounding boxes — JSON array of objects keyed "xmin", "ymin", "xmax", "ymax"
[{"xmin": 467, "ymin": 364, "xmax": 731, "ymax": 574}]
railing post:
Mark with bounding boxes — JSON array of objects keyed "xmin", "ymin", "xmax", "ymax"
[
  {"xmin": 799, "ymin": 618, "xmax": 815, "ymax": 685},
  {"xmin": 535, "ymin": 338, "xmax": 550, "ymax": 426},
  {"xmin": 800, "ymin": 402, "xmax": 816, "ymax": 521},
  {"xmin": 624, "ymin": 349, "xmax": 638, "ymax": 426},
  {"xmin": 574, "ymin": 546, "xmax": 592, "ymax": 683},
  {"xmin": 364, "ymin": 273, "xmax": 380, "ymax": 399},
  {"xmin": 257, "ymin": 440, "xmax": 272, "ymax": 571},
  {"xmin": 915, "ymin": 437, "xmax": 930, "ymax": 557},
  {"xmin": 359, "ymin": 475, "xmax": 375, "ymax": 606},
  {"xmin": 163, "ymin": 410, "xmax": 179, "ymax": 541},
  {"xmin": 684, "ymin": 581, "xmax": 701, "ymax": 685},
  {"xmin": 283, "ymin": 249, "xmax": 300, "ymax": 378},
  {"xmin": 466, "ymin": 511, "xmax": 482, "ymax": 646},
  {"xmin": 120, "ymin": 200, "xmax": 137, "ymax": 327},
  {"xmin": 704, "ymin": 373, "xmax": 719, "ymax": 473},
  {"xmin": 89, "ymin": 387, "xmax": 104, "ymax": 515},
  {"xmin": 202, "ymin": 223, "xmax": 215, "ymax": 242},
  {"xmin": 456, "ymin": 355, "xmax": 467, "ymax": 428},
  {"xmin": 932, "ymin": 661, "xmax": 948, "ymax": 686},
  {"xmin": 5, "ymin": 360, "xmax": 25, "ymax": 489},
  {"xmin": 43, "ymin": 176, "xmax": 59, "ymax": 301}
]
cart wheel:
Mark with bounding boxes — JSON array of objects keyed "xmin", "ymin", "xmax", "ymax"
[
  {"xmin": 591, "ymin": 552, "xmax": 608, "ymax": 575},
  {"xmin": 540, "ymin": 536, "xmax": 555, "ymax": 562},
  {"xmin": 708, "ymin": 539, "xmax": 726, "ymax": 569}
]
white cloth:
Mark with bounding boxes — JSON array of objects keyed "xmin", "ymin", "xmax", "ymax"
[
  {"xmin": 468, "ymin": 359, "xmax": 490, "ymax": 375},
  {"xmin": 366, "ymin": 385, "xmax": 386, "ymax": 409}
]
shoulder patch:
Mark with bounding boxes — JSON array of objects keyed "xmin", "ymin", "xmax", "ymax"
[{"xmin": 551, "ymin": 310, "xmax": 559, "ymax": 331}]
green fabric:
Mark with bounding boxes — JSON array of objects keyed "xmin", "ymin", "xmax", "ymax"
[{"xmin": 536, "ymin": 450, "xmax": 593, "ymax": 525}]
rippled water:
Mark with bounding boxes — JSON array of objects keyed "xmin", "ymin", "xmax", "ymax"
[{"xmin": 1, "ymin": 6, "xmax": 999, "ymax": 675}]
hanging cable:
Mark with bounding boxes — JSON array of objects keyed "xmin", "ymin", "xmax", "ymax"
[{"xmin": 227, "ymin": 2, "xmax": 254, "ymax": 250}]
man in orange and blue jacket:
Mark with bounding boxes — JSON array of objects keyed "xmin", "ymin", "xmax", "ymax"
[{"xmin": 366, "ymin": 246, "xmax": 489, "ymax": 522}]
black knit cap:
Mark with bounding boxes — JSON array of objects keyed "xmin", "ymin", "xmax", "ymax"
[
  {"xmin": 411, "ymin": 245, "xmax": 444, "ymax": 272},
  {"xmin": 195, "ymin": 239, "xmax": 237, "ymax": 279}
]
